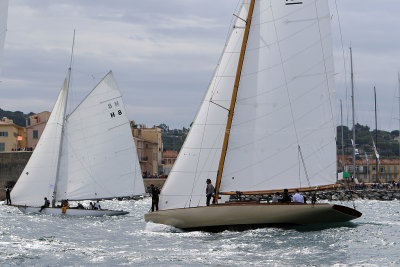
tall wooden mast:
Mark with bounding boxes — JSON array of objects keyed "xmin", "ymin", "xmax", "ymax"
[
  {"xmin": 52, "ymin": 30, "xmax": 75, "ymax": 204},
  {"xmin": 214, "ymin": 0, "xmax": 255, "ymax": 202}
]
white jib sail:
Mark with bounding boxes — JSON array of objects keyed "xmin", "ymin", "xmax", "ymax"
[
  {"xmin": 220, "ymin": 0, "xmax": 336, "ymax": 192},
  {"xmin": 12, "ymin": 79, "xmax": 69, "ymax": 206},
  {"xmin": 0, "ymin": 0, "xmax": 8, "ymax": 72},
  {"xmin": 56, "ymin": 71, "xmax": 144, "ymax": 201},
  {"xmin": 159, "ymin": 3, "xmax": 249, "ymax": 210}
]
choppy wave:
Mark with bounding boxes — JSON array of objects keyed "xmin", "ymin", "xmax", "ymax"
[{"xmin": 0, "ymin": 199, "xmax": 399, "ymax": 266}]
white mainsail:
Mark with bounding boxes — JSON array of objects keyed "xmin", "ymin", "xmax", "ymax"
[
  {"xmin": 56, "ymin": 71, "xmax": 144, "ymax": 200},
  {"xmin": 12, "ymin": 79, "xmax": 68, "ymax": 206},
  {"xmin": 12, "ymin": 71, "xmax": 145, "ymax": 206},
  {"xmin": 159, "ymin": 0, "xmax": 336, "ymax": 210},
  {"xmin": 159, "ymin": 4, "xmax": 249, "ymax": 210},
  {"xmin": 220, "ymin": 0, "xmax": 336, "ymax": 192},
  {"xmin": 0, "ymin": 0, "xmax": 9, "ymax": 72}
]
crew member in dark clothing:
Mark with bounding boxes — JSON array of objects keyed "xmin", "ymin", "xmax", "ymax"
[
  {"xmin": 5, "ymin": 186, "xmax": 11, "ymax": 205},
  {"xmin": 280, "ymin": 189, "xmax": 291, "ymax": 203},
  {"xmin": 206, "ymin": 179, "xmax": 215, "ymax": 206},
  {"xmin": 150, "ymin": 184, "xmax": 160, "ymax": 212},
  {"xmin": 311, "ymin": 191, "xmax": 317, "ymax": 205},
  {"xmin": 40, "ymin": 197, "xmax": 50, "ymax": 212}
]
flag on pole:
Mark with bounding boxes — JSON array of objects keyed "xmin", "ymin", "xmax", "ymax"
[
  {"xmin": 372, "ymin": 139, "xmax": 380, "ymax": 165},
  {"xmin": 351, "ymin": 139, "xmax": 359, "ymax": 155}
]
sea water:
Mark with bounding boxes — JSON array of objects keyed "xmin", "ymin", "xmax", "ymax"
[{"xmin": 0, "ymin": 198, "xmax": 399, "ymax": 266}]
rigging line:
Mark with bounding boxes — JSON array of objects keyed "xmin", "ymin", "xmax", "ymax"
[
  {"xmin": 209, "ymin": 20, "xmax": 245, "ymax": 102},
  {"xmin": 211, "ymin": 4, "xmax": 249, "ymax": 97},
  {"xmin": 334, "ymin": 0, "xmax": 350, "ymax": 129},
  {"xmin": 298, "ymin": 145, "xmax": 311, "ymax": 188},
  {"xmin": 214, "ymin": 0, "xmax": 255, "ymax": 201},
  {"xmin": 185, "ymin": 100, "xmax": 214, "ymax": 208},
  {"xmin": 313, "ymin": 0, "xmax": 336, "ymax": 135},
  {"xmin": 270, "ymin": 1, "xmax": 301, "ymax": 146},
  {"xmin": 208, "ymin": 2, "xmax": 245, "ymax": 102},
  {"xmin": 183, "ymin": 3, "xmax": 245, "ymax": 208},
  {"xmin": 53, "ymin": 30, "xmax": 75, "ymax": 201},
  {"xmin": 194, "ymin": 127, "xmax": 226, "ymax": 208},
  {"xmin": 298, "ymin": 147, "xmax": 302, "ymax": 188}
]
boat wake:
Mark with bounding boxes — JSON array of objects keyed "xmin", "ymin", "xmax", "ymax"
[{"xmin": 144, "ymin": 222, "xmax": 183, "ymax": 233}]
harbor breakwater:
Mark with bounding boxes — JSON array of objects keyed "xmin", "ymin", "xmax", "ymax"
[{"xmin": 303, "ymin": 188, "xmax": 400, "ymax": 202}]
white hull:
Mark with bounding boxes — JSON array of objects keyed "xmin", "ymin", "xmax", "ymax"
[
  {"xmin": 17, "ymin": 206, "xmax": 128, "ymax": 216},
  {"xmin": 145, "ymin": 203, "xmax": 362, "ymax": 230}
]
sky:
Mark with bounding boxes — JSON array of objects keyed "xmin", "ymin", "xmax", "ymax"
[{"xmin": 1, "ymin": 0, "xmax": 400, "ymax": 131}]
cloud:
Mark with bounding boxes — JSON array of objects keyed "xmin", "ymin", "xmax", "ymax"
[{"xmin": 1, "ymin": 0, "xmax": 400, "ymax": 131}]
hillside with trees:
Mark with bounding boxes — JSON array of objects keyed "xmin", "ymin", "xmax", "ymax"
[
  {"xmin": 157, "ymin": 122, "xmax": 400, "ymax": 158},
  {"xmin": 0, "ymin": 108, "xmax": 34, "ymax": 127},
  {"xmin": 2, "ymin": 107, "xmax": 399, "ymax": 158},
  {"xmin": 156, "ymin": 123, "xmax": 189, "ymax": 151},
  {"xmin": 337, "ymin": 124, "xmax": 399, "ymax": 158}
]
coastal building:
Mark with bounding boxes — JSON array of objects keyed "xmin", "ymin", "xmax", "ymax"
[
  {"xmin": 25, "ymin": 111, "xmax": 50, "ymax": 149},
  {"xmin": 131, "ymin": 122, "xmax": 163, "ymax": 177},
  {"xmin": 162, "ymin": 150, "xmax": 178, "ymax": 176},
  {"xmin": 339, "ymin": 155, "xmax": 400, "ymax": 183},
  {"xmin": 0, "ymin": 117, "xmax": 26, "ymax": 151}
]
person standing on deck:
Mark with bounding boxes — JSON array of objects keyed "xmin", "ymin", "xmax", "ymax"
[
  {"xmin": 150, "ymin": 184, "xmax": 160, "ymax": 212},
  {"xmin": 280, "ymin": 189, "xmax": 292, "ymax": 203},
  {"xmin": 206, "ymin": 179, "xmax": 215, "ymax": 206},
  {"xmin": 5, "ymin": 186, "xmax": 11, "ymax": 205}
]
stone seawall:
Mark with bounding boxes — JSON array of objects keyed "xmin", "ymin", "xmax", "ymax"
[
  {"xmin": 0, "ymin": 152, "xmax": 32, "ymax": 199},
  {"xmin": 303, "ymin": 189, "xmax": 400, "ymax": 202},
  {"xmin": 0, "ymin": 151, "xmax": 167, "ymax": 200}
]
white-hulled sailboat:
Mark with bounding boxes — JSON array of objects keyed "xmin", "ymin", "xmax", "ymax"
[
  {"xmin": 11, "ymin": 67, "xmax": 145, "ymax": 216},
  {"xmin": 145, "ymin": 0, "xmax": 361, "ymax": 230}
]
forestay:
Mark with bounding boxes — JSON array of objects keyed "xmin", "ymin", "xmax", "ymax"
[
  {"xmin": 220, "ymin": 0, "xmax": 336, "ymax": 192},
  {"xmin": 56, "ymin": 71, "xmax": 144, "ymax": 201},
  {"xmin": 159, "ymin": 4, "xmax": 249, "ymax": 210},
  {"xmin": 12, "ymin": 80, "xmax": 68, "ymax": 206}
]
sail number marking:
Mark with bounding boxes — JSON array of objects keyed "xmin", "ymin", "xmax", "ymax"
[{"xmin": 107, "ymin": 100, "xmax": 122, "ymax": 118}]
